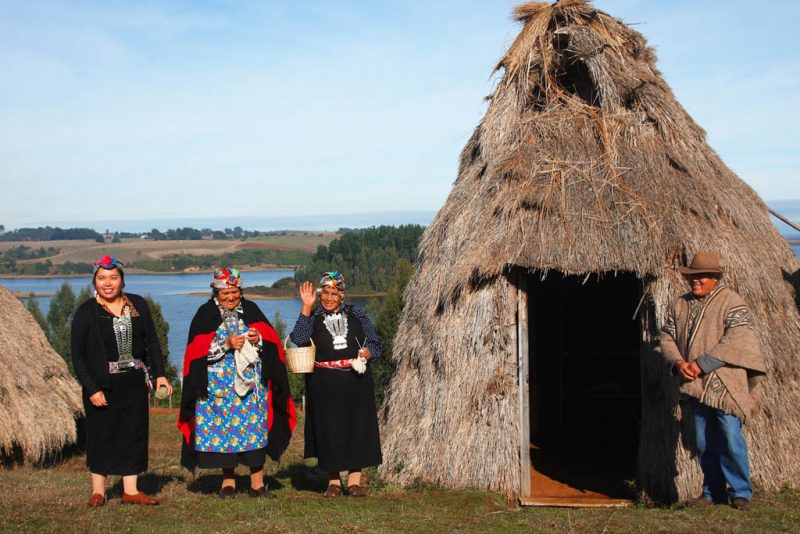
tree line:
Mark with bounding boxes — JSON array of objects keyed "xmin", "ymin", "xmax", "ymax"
[
  {"xmin": 0, "ymin": 224, "xmax": 305, "ymax": 242},
  {"xmin": 0, "ymin": 227, "xmax": 102, "ymax": 241},
  {"xmin": 293, "ymin": 224, "xmax": 423, "ymax": 293}
]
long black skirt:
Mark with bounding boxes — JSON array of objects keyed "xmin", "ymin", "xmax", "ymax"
[
  {"xmin": 83, "ymin": 369, "xmax": 149, "ymax": 476},
  {"xmin": 304, "ymin": 366, "xmax": 382, "ymax": 472}
]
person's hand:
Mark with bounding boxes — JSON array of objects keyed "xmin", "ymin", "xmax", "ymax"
[
  {"xmin": 89, "ymin": 391, "xmax": 108, "ymax": 407},
  {"xmin": 675, "ymin": 360, "xmax": 698, "ymax": 381},
  {"xmin": 226, "ymin": 334, "xmax": 246, "ymax": 351},
  {"xmin": 299, "ymin": 281, "xmax": 316, "ymax": 316},
  {"xmin": 687, "ymin": 361, "xmax": 703, "ymax": 379},
  {"xmin": 246, "ymin": 328, "xmax": 260, "ymax": 345},
  {"xmin": 155, "ymin": 376, "xmax": 173, "ymax": 397},
  {"xmin": 357, "ymin": 347, "xmax": 372, "ymax": 360}
]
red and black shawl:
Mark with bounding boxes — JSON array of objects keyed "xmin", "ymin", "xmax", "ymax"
[{"xmin": 178, "ymin": 298, "xmax": 297, "ymax": 469}]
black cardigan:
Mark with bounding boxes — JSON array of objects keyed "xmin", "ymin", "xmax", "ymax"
[{"xmin": 70, "ymin": 293, "xmax": 167, "ymax": 396}]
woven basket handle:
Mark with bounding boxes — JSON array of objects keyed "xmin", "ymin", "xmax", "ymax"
[{"xmin": 283, "ymin": 336, "xmax": 315, "ymax": 349}]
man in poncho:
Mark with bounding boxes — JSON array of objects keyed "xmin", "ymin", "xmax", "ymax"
[{"xmin": 660, "ymin": 252, "xmax": 767, "ymax": 510}]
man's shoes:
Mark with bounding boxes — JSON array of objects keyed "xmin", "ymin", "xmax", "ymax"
[
  {"xmin": 86, "ymin": 493, "xmax": 105, "ymax": 507},
  {"xmin": 249, "ymin": 486, "xmax": 276, "ymax": 499},
  {"xmin": 347, "ymin": 485, "xmax": 368, "ymax": 497},
  {"xmin": 323, "ymin": 484, "xmax": 343, "ymax": 498},
  {"xmin": 121, "ymin": 492, "xmax": 159, "ymax": 505},
  {"xmin": 218, "ymin": 486, "xmax": 235, "ymax": 499},
  {"xmin": 684, "ymin": 495, "xmax": 714, "ymax": 508},
  {"xmin": 730, "ymin": 497, "xmax": 750, "ymax": 510}
]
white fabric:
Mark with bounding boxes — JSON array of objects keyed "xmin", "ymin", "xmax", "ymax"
[{"xmin": 234, "ymin": 339, "xmax": 260, "ymax": 396}]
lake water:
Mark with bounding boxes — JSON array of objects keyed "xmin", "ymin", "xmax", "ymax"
[{"xmin": 1, "ymin": 270, "xmax": 301, "ymax": 370}]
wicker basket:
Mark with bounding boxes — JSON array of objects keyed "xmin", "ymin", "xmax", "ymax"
[{"xmin": 284, "ymin": 336, "xmax": 315, "ymax": 373}]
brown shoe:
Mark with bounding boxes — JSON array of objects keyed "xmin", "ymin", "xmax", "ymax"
[
  {"xmin": 218, "ymin": 485, "xmax": 235, "ymax": 499},
  {"xmin": 347, "ymin": 485, "xmax": 368, "ymax": 497},
  {"xmin": 86, "ymin": 493, "xmax": 105, "ymax": 507},
  {"xmin": 323, "ymin": 484, "xmax": 343, "ymax": 498},
  {"xmin": 121, "ymin": 492, "xmax": 159, "ymax": 505},
  {"xmin": 730, "ymin": 497, "xmax": 750, "ymax": 511},
  {"xmin": 249, "ymin": 486, "xmax": 276, "ymax": 499}
]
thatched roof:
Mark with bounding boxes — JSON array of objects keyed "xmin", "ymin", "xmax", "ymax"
[
  {"xmin": 0, "ymin": 284, "xmax": 83, "ymax": 463},
  {"xmin": 380, "ymin": 0, "xmax": 800, "ymax": 500}
]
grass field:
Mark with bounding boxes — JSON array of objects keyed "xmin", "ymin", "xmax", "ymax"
[{"xmin": 0, "ymin": 410, "xmax": 798, "ymax": 533}]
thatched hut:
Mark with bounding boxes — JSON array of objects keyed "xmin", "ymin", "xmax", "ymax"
[
  {"xmin": 0, "ymin": 285, "xmax": 83, "ymax": 464},
  {"xmin": 380, "ymin": 0, "xmax": 800, "ymax": 504}
]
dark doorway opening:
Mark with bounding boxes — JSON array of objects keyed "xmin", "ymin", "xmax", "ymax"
[{"xmin": 527, "ymin": 271, "xmax": 641, "ymax": 505}]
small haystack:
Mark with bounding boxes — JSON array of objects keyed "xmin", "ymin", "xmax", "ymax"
[
  {"xmin": 0, "ymin": 284, "xmax": 83, "ymax": 463},
  {"xmin": 380, "ymin": 0, "xmax": 800, "ymax": 502}
]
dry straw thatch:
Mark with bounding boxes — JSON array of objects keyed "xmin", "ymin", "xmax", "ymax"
[
  {"xmin": 0, "ymin": 284, "xmax": 83, "ymax": 464},
  {"xmin": 379, "ymin": 0, "xmax": 800, "ymax": 501}
]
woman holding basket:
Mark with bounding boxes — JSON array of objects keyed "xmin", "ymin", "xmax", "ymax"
[{"xmin": 289, "ymin": 271, "xmax": 382, "ymax": 497}]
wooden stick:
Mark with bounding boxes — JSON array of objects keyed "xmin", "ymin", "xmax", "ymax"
[{"xmin": 770, "ymin": 208, "xmax": 800, "ymax": 233}]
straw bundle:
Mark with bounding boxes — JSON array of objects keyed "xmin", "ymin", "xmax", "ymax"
[
  {"xmin": 379, "ymin": 0, "xmax": 800, "ymax": 501},
  {"xmin": 0, "ymin": 284, "xmax": 83, "ymax": 464}
]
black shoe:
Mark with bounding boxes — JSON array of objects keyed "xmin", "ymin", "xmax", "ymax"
[
  {"xmin": 684, "ymin": 496, "xmax": 714, "ymax": 508},
  {"xmin": 249, "ymin": 486, "xmax": 276, "ymax": 499},
  {"xmin": 218, "ymin": 486, "xmax": 235, "ymax": 499},
  {"xmin": 730, "ymin": 497, "xmax": 750, "ymax": 510}
]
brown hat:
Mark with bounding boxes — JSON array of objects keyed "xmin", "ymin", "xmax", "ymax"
[{"xmin": 678, "ymin": 252, "xmax": 724, "ymax": 275}]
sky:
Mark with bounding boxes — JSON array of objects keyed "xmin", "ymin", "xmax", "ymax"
[{"xmin": 0, "ymin": 0, "xmax": 798, "ymax": 230}]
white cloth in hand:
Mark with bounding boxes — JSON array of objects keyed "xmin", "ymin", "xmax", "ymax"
[{"xmin": 234, "ymin": 339, "xmax": 260, "ymax": 396}]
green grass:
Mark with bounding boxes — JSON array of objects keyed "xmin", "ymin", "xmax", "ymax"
[{"xmin": 1, "ymin": 411, "xmax": 798, "ymax": 533}]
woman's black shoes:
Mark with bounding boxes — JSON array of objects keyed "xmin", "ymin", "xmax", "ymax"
[
  {"xmin": 249, "ymin": 486, "xmax": 276, "ymax": 498},
  {"xmin": 218, "ymin": 486, "xmax": 235, "ymax": 499}
]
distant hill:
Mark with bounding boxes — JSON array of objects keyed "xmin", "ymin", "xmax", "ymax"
[{"xmin": 4, "ymin": 211, "xmax": 437, "ymax": 234}]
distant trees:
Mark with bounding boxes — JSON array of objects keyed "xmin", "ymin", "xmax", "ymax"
[
  {"xmin": 0, "ymin": 224, "xmax": 292, "ymax": 244},
  {"xmin": 294, "ymin": 225, "xmax": 424, "ymax": 293},
  {"xmin": 1, "ymin": 245, "xmax": 58, "ymax": 261},
  {"xmin": 144, "ymin": 296, "xmax": 178, "ymax": 383},
  {"xmin": 0, "ymin": 226, "xmax": 102, "ymax": 241},
  {"xmin": 45, "ymin": 283, "xmax": 92, "ymax": 373},
  {"xmin": 25, "ymin": 294, "xmax": 48, "ymax": 334},
  {"xmin": 371, "ymin": 258, "xmax": 413, "ymax": 404}
]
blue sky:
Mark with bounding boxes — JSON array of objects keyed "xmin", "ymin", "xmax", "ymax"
[{"xmin": 0, "ymin": 0, "xmax": 798, "ymax": 230}]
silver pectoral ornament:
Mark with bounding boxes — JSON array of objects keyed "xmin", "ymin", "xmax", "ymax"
[{"xmin": 323, "ymin": 312, "xmax": 348, "ymax": 350}]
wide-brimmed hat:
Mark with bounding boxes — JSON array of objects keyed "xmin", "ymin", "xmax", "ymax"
[{"xmin": 678, "ymin": 252, "xmax": 724, "ymax": 275}]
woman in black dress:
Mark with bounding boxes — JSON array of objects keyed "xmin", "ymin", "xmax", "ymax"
[
  {"xmin": 289, "ymin": 271, "xmax": 382, "ymax": 497},
  {"xmin": 71, "ymin": 256, "xmax": 172, "ymax": 506}
]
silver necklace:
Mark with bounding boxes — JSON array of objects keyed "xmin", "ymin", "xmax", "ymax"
[
  {"xmin": 112, "ymin": 311, "xmax": 135, "ymax": 368},
  {"xmin": 323, "ymin": 312, "xmax": 348, "ymax": 350}
]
